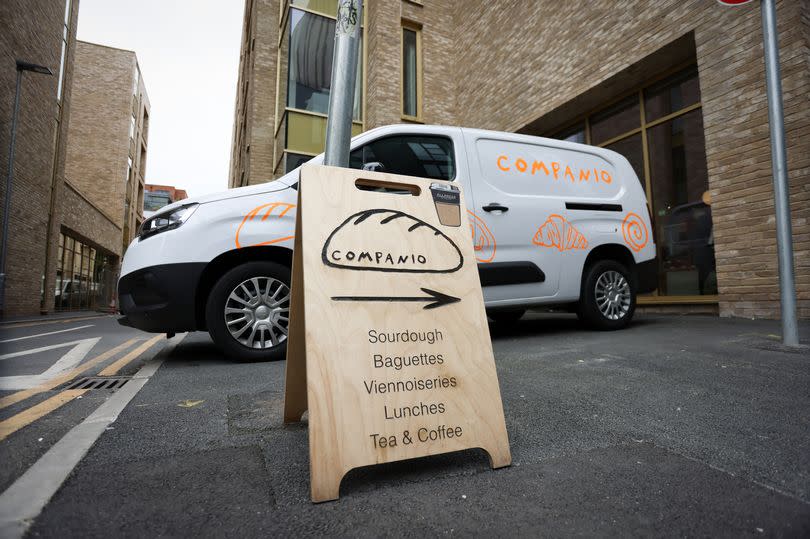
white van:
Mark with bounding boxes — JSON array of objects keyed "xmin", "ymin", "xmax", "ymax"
[{"xmin": 119, "ymin": 125, "xmax": 657, "ymax": 361}]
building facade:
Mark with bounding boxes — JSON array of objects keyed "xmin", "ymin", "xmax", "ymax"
[
  {"xmin": 1, "ymin": 8, "xmax": 153, "ymax": 317},
  {"xmin": 65, "ymin": 41, "xmax": 151, "ymax": 257},
  {"xmin": 0, "ymin": 0, "xmax": 95, "ymax": 316},
  {"xmin": 230, "ymin": 0, "xmax": 809, "ymax": 319},
  {"xmin": 144, "ymin": 183, "xmax": 188, "ymax": 216}
]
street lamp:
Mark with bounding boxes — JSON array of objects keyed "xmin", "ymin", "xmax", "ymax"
[{"xmin": 0, "ymin": 60, "xmax": 53, "ymax": 315}]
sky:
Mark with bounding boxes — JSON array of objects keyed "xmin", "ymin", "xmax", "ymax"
[{"xmin": 77, "ymin": 0, "xmax": 246, "ymax": 197}]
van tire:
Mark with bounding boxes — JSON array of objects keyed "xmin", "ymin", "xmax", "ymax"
[
  {"xmin": 487, "ymin": 308, "xmax": 526, "ymax": 325},
  {"xmin": 577, "ymin": 259, "xmax": 636, "ymax": 330},
  {"xmin": 205, "ymin": 261, "xmax": 290, "ymax": 362}
]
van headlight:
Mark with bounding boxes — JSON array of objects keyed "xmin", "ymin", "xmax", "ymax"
[{"xmin": 138, "ymin": 203, "xmax": 199, "ymax": 240}]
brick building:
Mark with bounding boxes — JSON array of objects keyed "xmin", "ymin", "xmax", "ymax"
[
  {"xmin": 230, "ymin": 0, "xmax": 809, "ymax": 319},
  {"xmin": 144, "ymin": 183, "xmax": 188, "ymax": 215},
  {"xmin": 0, "ymin": 0, "xmax": 103, "ymax": 317},
  {"xmin": 65, "ymin": 41, "xmax": 151, "ymax": 257},
  {"xmin": 1, "ymin": 4, "xmax": 153, "ymax": 316}
]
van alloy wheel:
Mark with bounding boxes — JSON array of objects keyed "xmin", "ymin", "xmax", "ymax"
[
  {"xmin": 594, "ymin": 270, "xmax": 631, "ymax": 321},
  {"xmin": 224, "ymin": 276, "xmax": 290, "ymax": 349}
]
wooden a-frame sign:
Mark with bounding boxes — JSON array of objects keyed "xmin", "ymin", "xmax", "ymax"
[{"xmin": 284, "ymin": 165, "xmax": 511, "ymax": 502}]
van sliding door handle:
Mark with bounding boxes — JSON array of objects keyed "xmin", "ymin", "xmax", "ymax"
[{"xmin": 482, "ymin": 203, "xmax": 509, "ymax": 213}]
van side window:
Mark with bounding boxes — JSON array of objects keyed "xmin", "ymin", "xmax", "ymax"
[{"xmin": 349, "ymin": 135, "xmax": 455, "ymax": 180}]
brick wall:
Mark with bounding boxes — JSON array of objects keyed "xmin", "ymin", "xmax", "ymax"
[
  {"xmin": 0, "ymin": 0, "xmax": 77, "ymax": 317},
  {"xmin": 61, "ymin": 181, "xmax": 122, "ymax": 256},
  {"xmin": 450, "ymin": 0, "xmax": 808, "ymax": 319},
  {"xmin": 230, "ymin": 0, "xmax": 808, "ymax": 319},
  {"xmin": 366, "ymin": 0, "xmax": 456, "ymax": 128},
  {"xmin": 64, "ymin": 42, "xmax": 136, "ymax": 230},
  {"xmin": 229, "ymin": 0, "xmax": 280, "ymax": 188}
]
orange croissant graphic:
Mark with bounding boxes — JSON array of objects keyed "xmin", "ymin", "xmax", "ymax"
[
  {"xmin": 467, "ymin": 210, "xmax": 496, "ymax": 263},
  {"xmin": 532, "ymin": 214, "xmax": 588, "ymax": 251},
  {"xmin": 235, "ymin": 202, "xmax": 296, "ymax": 249}
]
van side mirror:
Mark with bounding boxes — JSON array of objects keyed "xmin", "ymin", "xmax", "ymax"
[{"xmin": 362, "ymin": 161, "xmax": 385, "ymax": 173}]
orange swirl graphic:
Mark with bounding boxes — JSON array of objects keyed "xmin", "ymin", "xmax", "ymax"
[
  {"xmin": 532, "ymin": 214, "xmax": 588, "ymax": 251},
  {"xmin": 467, "ymin": 210, "xmax": 496, "ymax": 263},
  {"xmin": 622, "ymin": 212, "xmax": 648, "ymax": 252},
  {"xmin": 235, "ymin": 202, "xmax": 296, "ymax": 249}
]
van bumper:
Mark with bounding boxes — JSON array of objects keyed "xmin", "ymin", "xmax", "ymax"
[
  {"xmin": 636, "ymin": 257, "xmax": 658, "ymax": 294},
  {"xmin": 117, "ymin": 263, "xmax": 205, "ymax": 333}
]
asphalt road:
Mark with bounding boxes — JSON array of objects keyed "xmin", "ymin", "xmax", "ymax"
[
  {"xmin": 0, "ymin": 314, "xmax": 168, "ymax": 498},
  {"xmin": 5, "ymin": 313, "xmax": 807, "ymax": 537}
]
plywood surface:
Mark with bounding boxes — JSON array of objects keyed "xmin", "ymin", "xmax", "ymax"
[{"xmin": 285, "ymin": 165, "xmax": 510, "ymax": 502}]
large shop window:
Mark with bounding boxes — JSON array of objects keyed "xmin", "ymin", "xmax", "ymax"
[
  {"xmin": 551, "ymin": 66, "xmax": 716, "ymax": 297},
  {"xmin": 287, "ymin": 8, "xmax": 362, "ymax": 121},
  {"xmin": 55, "ymin": 233, "xmax": 117, "ymax": 311}
]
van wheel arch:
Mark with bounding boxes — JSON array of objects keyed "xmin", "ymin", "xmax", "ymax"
[
  {"xmin": 195, "ymin": 246, "xmax": 293, "ymax": 330},
  {"xmin": 577, "ymin": 244, "xmax": 638, "ymax": 330},
  {"xmin": 583, "ymin": 244, "xmax": 636, "ymax": 280}
]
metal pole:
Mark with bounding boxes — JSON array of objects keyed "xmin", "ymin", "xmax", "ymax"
[
  {"xmin": 761, "ymin": 0, "xmax": 798, "ymax": 346},
  {"xmin": 323, "ymin": 0, "xmax": 363, "ymax": 167},
  {"xmin": 0, "ymin": 69, "xmax": 24, "ymax": 314}
]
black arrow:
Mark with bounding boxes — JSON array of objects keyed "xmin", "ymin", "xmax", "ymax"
[{"xmin": 331, "ymin": 287, "xmax": 461, "ymax": 310}]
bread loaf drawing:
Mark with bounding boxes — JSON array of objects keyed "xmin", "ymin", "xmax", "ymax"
[{"xmin": 321, "ymin": 209, "xmax": 463, "ymax": 273}]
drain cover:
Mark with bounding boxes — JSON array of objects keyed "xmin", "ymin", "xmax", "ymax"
[{"xmin": 66, "ymin": 376, "xmax": 131, "ymax": 390}]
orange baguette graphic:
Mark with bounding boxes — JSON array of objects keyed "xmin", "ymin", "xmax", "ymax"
[
  {"xmin": 532, "ymin": 214, "xmax": 588, "ymax": 251},
  {"xmin": 235, "ymin": 202, "xmax": 296, "ymax": 249}
]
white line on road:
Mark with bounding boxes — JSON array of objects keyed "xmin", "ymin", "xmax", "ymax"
[
  {"xmin": 0, "ymin": 333, "xmax": 186, "ymax": 539},
  {"xmin": 0, "ymin": 339, "xmax": 89, "ymax": 360},
  {"xmin": 0, "ymin": 338, "xmax": 101, "ymax": 391},
  {"xmin": 0, "ymin": 325, "xmax": 94, "ymax": 343}
]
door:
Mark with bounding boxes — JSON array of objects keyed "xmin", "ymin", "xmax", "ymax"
[{"xmin": 463, "ymin": 132, "xmax": 566, "ymax": 304}]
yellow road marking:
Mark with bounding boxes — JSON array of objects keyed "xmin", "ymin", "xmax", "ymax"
[
  {"xmin": 0, "ymin": 338, "xmax": 140, "ymax": 411},
  {"xmin": 0, "ymin": 314, "xmax": 108, "ymax": 329},
  {"xmin": 178, "ymin": 399, "xmax": 204, "ymax": 408},
  {"xmin": 98, "ymin": 335, "xmax": 163, "ymax": 376},
  {"xmin": 0, "ymin": 390, "xmax": 88, "ymax": 442}
]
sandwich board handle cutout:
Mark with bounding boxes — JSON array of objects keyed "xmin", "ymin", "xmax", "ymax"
[
  {"xmin": 355, "ymin": 178, "xmax": 422, "ymax": 196},
  {"xmin": 284, "ymin": 165, "xmax": 511, "ymax": 503}
]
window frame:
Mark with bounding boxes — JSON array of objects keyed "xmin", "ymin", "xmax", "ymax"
[
  {"xmin": 400, "ymin": 21, "xmax": 423, "ymax": 123},
  {"xmin": 547, "ymin": 62, "xmax": 715, "ymax": 303},
  {"xmin": 348, "ymin": 133, "xmax": 457, "ymax": 182}
]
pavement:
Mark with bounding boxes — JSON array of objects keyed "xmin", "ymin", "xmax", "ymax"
[{"xmin": 1, "ymin": 313, "xmax": 809, "ymax": 537}]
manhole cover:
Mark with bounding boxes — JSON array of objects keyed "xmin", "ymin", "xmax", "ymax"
[{"xmin": 65, "ymin": 376, "xmax": 131, "ymax": 390}]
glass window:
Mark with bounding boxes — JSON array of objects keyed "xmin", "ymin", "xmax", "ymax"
[
  {"xmin": 132, "ymin": 65, "xmax": 139, "ymax": 96},
  {"xmin": 647, "ymin": 109, "xmax": 715, "ymax": 296},
  {"xmin": 402, "ymin": 26, "xmax": 420, "ymax": 118},
  {"xmin": 286, "ymin": 110, "xmax": 362, "ymax": 154},
  {"xmin": 590, "ymin": 96, "xmax": 640, "ymax": 144},
  {"xmin": 129, "ymin": 115, "xmax": 136, "ymax": 140},
  {"xmin": 349, "ymin": 135, "xmax": 455, "ymax": 180},
  {"xmin": 56, "ymin": 0, "xmax": 71, "ymax": 103},
  {"xmin": 644, "ymin": 66, "xmax": 701, "ymax": 122},
  {"xmin": 287, "ymin": 9, "xmax": 362, "ymax": 120},
  {"xmin": 285, "ymin": 152, "xmax": 312, "ymax": 173},
  {"xmin": 604, "ymin": 134, "xmax": 645, "ymax": 186},
  {"xmin": 553, "ymin": 123, "xmax": 586, "ymax": 144},
  {"xmin": 291, "ymin": 0, "xmax": 337, "ymax": 17}
]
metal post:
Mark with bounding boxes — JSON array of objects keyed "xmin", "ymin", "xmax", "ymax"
[
  {"xmin": 323, "ymin": 0, "xmax": 363, "ymax": 167},
  {"xmin": 761, "ymin": 0, "xmax": 798, "ymax": 346},
  {"xmin": 0, "ymin": 69, "xmax": 24, "ymax": 314}
]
